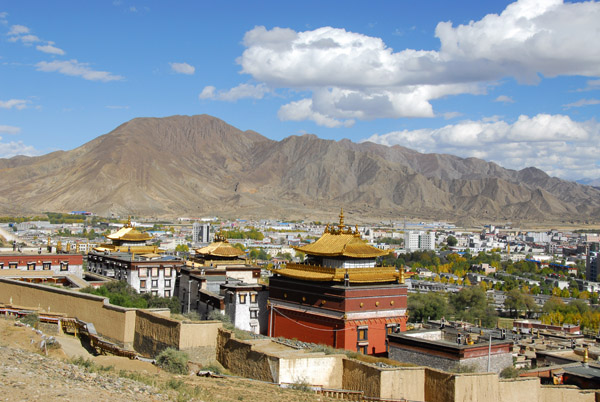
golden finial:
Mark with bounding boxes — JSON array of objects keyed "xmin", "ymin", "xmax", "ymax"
[
  {"xmin": 399, "ymin": 266, "xmax": 405, "ymax": 284},
  {"xmin": 47, "ymin": 236, "xmax": 51, "ymax": 246},
  {"xmin": 126, "ymin": 216, "xmax": 132, "ymax": 228},
  {"xmin": 584, "ymin": 347, "xmax": 589, "ymax": 365},
  {"xmin": 338, "ymin": 208, "xmax": 345, "ymax": 231}
]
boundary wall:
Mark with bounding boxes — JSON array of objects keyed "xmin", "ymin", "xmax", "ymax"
[
  {"xmin": 217, "ymin": 330, "xmax": 599, "ymax": 402},
  {"xmin": 0, "ymin": 278, "xmax": 221, "ymax": 362}
]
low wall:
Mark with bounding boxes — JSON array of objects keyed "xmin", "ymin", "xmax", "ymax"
[
  {"xmin": 0, "ymin": 278, "xmax": 136, "ymax": 347},
  {"xmin": 134, "ymin": 309, "xmax": 221, "ymax": 362},
  {"xmin": 454, "ymin": 372, "xmax": 499, "ymax": 402},
  {"xmin": 217, "ymin": 330, "xmax": 275, "ymax": 382},
  {"xmin": 425, "ymin": 369, "xmax": 456, "ymax": 402},
  {"xmin": 498, "ymin": 378, "xmax": 540, "ymax": 402},
  {"xmin": 217, "ymin": 329, "xmax": 343, "ymax": 388}
]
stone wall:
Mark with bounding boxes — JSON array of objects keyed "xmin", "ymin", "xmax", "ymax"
[
  {"xmin": 217, "ymin": 330, "xmax": 276, "ymax": 382},
  {"xmin": 216, "ymin": 329, "xmax": 344, "ymax": 388},
  {"xmin": 389, "ymin": 343, "xmax": 512, "ymax": 373}
]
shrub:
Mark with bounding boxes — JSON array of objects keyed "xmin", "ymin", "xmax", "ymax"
[
  {"xmin": 500, "ymin": 366, "xmax": 520, "ymax": 378},
  {"xmin": 20, "ymin": 313, "xmax": 39, "ymax": 327},
  {"xmin": 156, "ymin": 348, "xmax": 189, "ymax": 375}
]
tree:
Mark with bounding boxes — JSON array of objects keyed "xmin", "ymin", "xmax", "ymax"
[
  {"xmin": 408, "ymin": 292, "xmax": 448, "ymax": 323},
  {"xmin": 504, "ymin": 289, "xmax": 525, "ymax": 318},
  {"xmin": 449, "ymin": 286, "xmax": 497, "ymax": 327},
  {"xmin": 447, "ymin": 235, "xmax": 458, "ymax": 247},
  {"xmin": 175, "ymin": 244, "xmax": 189, "ymax": 253}
]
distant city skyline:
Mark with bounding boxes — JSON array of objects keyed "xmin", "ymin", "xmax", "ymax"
[{"xmin": 0, "ymin": 0, "xmax": 599, "ymax": 181}]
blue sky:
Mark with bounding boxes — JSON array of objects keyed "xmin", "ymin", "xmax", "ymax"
[{"xmin": 1, "ymin": 0, "xmax": 599, "ymax": 181}]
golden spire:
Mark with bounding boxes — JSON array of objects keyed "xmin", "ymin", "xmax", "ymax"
[
  {"xmin": 126, "ymin": 216, "xmax": 133, "ymax": 228},
  {"xmin": 338, "ymin": 208, "xmax": 345, "ymax": 231},
  {"xmin": 584, "ymin": 347, "xmax": 589, "ymax": 365}
]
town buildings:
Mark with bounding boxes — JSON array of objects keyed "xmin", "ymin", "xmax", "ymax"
[
  {"xmin": 267, "ymin": 210, "xmax": 407, "ymax": 355},
  {"xmin": 178, "ymin": 233, "xmax": 265, "ymax": 332},
  {"xmin": 87, "ymin": 219, "xmax": 181, "ymax": 296}
]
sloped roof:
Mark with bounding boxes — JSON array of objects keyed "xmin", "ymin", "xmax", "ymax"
[
  {"xmin": 195, "ymin": 241, "xmax": 245, "ymax": 258},
  {"xmin": 295, "ymin": 232, "xmax": 389, "ymax": 258},
  {"xmin": 106, "ymin": 221, "xmax": 152, "ymax": 242}
]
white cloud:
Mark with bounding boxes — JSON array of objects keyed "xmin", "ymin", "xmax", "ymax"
[
  {"xmin": 212, "ymin": 0, "xmax": 600, "ymax": 126},
  {"xmin": 278, "ymin": 98, "xmax": 354, "ymax": 128},
  {"xmin": 0, "ymin": 125, "xmax": 21, "ymax": 135},
  {"xmin": 495, "ymin": 95, "xmax": 515, "ymax": 103},
  {"xmin": 36, "ymin": 42, "xmax": 65, "ymax": 55},
  {"xmin": 563, "ymin": 98, "xmax": 600, "ymax": 109},
  {"xmin": 169, "ymin": 62, "xmax": 195, "ymax": 75},
  {"xmin": 0, "ymin": 136, "xmax": 37, "ymax": 158},
  {"xmin": 7, "ymin": 24, "xmax": 29, "ymax": 36},
  {"xmin": 35, "ymin": 59, "xmax": 124, "ymax": 82},
  {"xmin": 363, "ymin": 114, "xmax": 600, "ymax": 180},
  {"xmin": 199, "ymin": 83, "xmax": 269, "ymax": 101},
  {"xmin": 0, "ymin": 99, "xmax": 28, "ymax": 110}
]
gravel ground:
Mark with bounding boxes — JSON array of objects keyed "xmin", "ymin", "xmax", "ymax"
[{"xmin": 0, "ymin": 345, "xmax": 170, "ymax": 402}]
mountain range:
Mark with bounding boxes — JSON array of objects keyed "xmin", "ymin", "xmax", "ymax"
[{"xmin": 1, "ymin": 114, "xmax": 599, "ymax": 225}]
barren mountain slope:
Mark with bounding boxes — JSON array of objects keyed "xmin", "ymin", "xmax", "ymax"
[{"xmin": 0, "ymin": 114, "xmax": 599, "ymax": 223}]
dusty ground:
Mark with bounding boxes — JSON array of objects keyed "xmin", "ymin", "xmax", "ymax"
[{"xmin": 0, "ymin": 317, "xmax": 338, "ymax": 401}]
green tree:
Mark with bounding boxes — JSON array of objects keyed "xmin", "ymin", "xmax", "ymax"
[
  {"xmin": 408, "ymin": 292, "xmax": 448, "ymax": 323},
  {"xmin": 175, "ymin": 244, "xmax": 189, "ymax": 252},
  {"xmin": 446, "ymin": 235, "xmax": 458, "ymax": 247}
]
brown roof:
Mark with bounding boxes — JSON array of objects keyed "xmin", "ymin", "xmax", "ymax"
[{"xmin": 195, "ymin": 241, "xmax": 245, "ymax": 258}]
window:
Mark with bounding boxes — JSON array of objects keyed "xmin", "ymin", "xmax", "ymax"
[
  {"xmin": 152, "ymin": 280, "xmax": 158, "ymax": 288},
  {"xmin": 239, "ymin": 293, "xmax": 247, "ymax": 304},
  {"xmin": 9, "ymin": 262, "xmax": 17, "ymax": 269},
  {"xmin": 357, "ymin": 344, "xmax": 368, "ymax": 354},
  {"xmin": 250, "ymin": 310, "xmax": 258, "ymax": 319},
  {"xmin": 165, "ymin": 279, "xmax": 171, "ymax": 288},
  {"xmin": 27, "ymin": 262, "xmax": 35, "ymax": 271},
  {"xmin": 357, "ymin": 327, "xmax": 368, "ymax": 341},
  {"xmin": 151, "ymin": 290, "xmax": 158, "ymax": 296},
  {"xmin": 43, "ymin": 262, "xmax": 51, "ymax": 270},
  {"xmin": 140, "ymin": 280, "xmax": 147, "ymax": 289},
  {"xmin": 151, "ymin": 267, "xmax": 159, "ymax": 277},
  {"xmin": 250, "ymin": 293, "xmax": 257, "ymax": 304},
  {"xmin": 387, "ymin": 324, "xmax": 398, "ymax": 335},
  {"xmin": 60, "ymin": 261, "xmax": 68, "ymax": 271},
  {"xmin": 164, "ymin": 267, "xmax": 172, "ymax": 277},
  {"xmin": 139, "ymin": 268, "xmax": 147, "ymax": 278},
  {"xmin": 164, "ymin": 290, "xmax": 171, "ymax": 298}
]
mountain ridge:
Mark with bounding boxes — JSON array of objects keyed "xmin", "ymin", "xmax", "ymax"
[{"xmin": 1, "ymin": 114, "xmax": 598, "ymax": 224}]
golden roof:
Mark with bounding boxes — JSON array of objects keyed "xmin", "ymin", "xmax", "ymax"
[
  {"xmin": 294, "ymin": 209, "xmax": 389, "ymax": 258},
  {"xmin": 195, "ymin": 234, "xmax": 245, "ymax": 258},
  {"xmin": 271, "ymin": 263, "xmax": 403, "ymax": 284},
  {"xmin": 106, "ymin": 218, "xmax": 152, "ymax": 242}
]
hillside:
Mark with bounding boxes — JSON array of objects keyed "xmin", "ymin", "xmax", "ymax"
[{"xmin": 0, "ymin": 114, "xmax": 599, "ymax": 224}]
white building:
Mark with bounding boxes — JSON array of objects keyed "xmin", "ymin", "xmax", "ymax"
[{"xmin": 404, "ymin": 231, "xmax": 435, "ymax": 251}]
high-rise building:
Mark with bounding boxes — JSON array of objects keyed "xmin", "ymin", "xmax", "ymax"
[
  {"xmin": 587, "ymin": 250, "xmax": 599, "ymax": 282},
  {"xmin": 404, "ymin": 231, "xmax": 435, "ymax": 251},
  {"xmin": 193, "ymin": 222, "xmax": 210, "ymax": 243}
]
